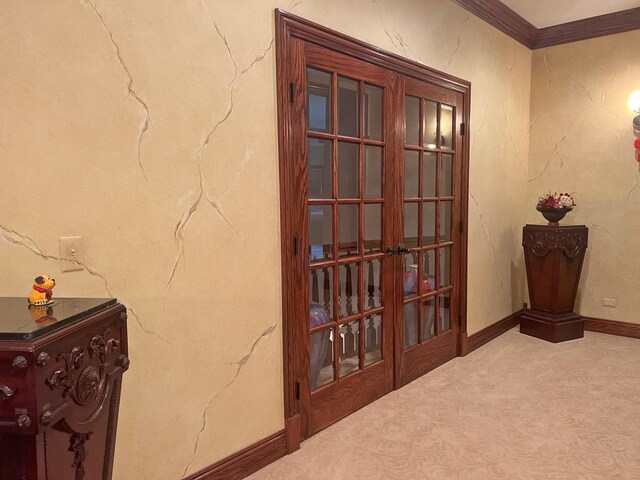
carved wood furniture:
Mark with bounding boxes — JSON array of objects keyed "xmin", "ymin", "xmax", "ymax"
[
  {"xmin": 521, "ymin": 224, "xmax": 589, "ymax": 343},
  {"xmin": 0, "ymin": 298, "xmax": 129, "ymax": 479}
]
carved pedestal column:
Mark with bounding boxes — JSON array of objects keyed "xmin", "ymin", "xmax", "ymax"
[{"xmin": 521, "ymin": 224, "xmax": 588, "ymax": 343}]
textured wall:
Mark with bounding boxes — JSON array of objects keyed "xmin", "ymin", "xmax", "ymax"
[
  {"xmin": 529, "ymin": 31, "xmax": 640, "ymax": 324},
  {"xmin": 0, "ymin": 1, "xmax": 530, "ymax": 478}
]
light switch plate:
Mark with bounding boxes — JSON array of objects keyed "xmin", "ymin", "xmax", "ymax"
[{"xmin": 59, "ymin": 236, "xmax": 85, "ymax": 272}]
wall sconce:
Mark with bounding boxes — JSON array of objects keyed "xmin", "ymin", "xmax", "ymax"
[{"xmin": 629, "ymin": 91, "xmax": 640, "ymax": 164}]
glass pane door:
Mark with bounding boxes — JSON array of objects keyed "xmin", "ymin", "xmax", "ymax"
[
  {"xmin": 307, "ymin": 66, "xmax": 386, "ymax": 390},
  {"xmin": 302, "ymin": 42, "xmax": 395, "ymax": 436},
  {"xmin": 397, "ymin": 78, "xmax": 461, "ymax": 386}
]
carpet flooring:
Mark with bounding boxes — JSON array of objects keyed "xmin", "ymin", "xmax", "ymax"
[{"xmin": 248, "ymin": 328, "xmax": 640, "ymax": 479}]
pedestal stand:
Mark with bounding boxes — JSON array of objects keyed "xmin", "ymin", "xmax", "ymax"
[{"xmin": 521, "ymin": 224, "xmax": 588, "ymax": 343}]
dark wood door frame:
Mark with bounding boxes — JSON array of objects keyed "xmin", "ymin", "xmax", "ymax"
[{"xmin": 275, "ymin": 9, "xmax": 471, "ymax": 447}]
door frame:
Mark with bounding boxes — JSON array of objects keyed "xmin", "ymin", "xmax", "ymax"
[{"xmin": 275, "ymin": 8, "xmax": 470, "ymax": 445}]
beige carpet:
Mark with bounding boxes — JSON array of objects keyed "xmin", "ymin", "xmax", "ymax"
[{"xmin": 248, "ymin": 328, "xmax": 640, "ymax": 479}]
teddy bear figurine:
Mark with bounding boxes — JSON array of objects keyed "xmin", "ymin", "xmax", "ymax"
[{"xmin": 28, "ymin": 274, "xmax": 56, "ymax": 306}]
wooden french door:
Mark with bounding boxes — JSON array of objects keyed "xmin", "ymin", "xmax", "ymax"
[
  {"xmin": 277, "ymin": 11, "xmax": 469, "ymax": 442},
  {"xmin": 395, "ymin": 78, "xmax": 464, "ymax": 387},
  {"xmin": 291, "ymin": 39, "xmax": 398, "ymax": 437}
]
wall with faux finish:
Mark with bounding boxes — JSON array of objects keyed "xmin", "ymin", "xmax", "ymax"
[
  {"xmin": 529, "ymin": 31, "xmax": 640, "ymax": 324},
  {"xmin": 0, "ymin": 1, "xmax": 530, "ymax": 478}
]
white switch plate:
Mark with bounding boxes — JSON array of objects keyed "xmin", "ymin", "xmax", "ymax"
[
  {"xmin": 601, "ymin": 297, "xmax": 617, "ymax": 308},
  {"xmin": 59, "ymin": 236, "xmax": 85, "ymax": 272}
]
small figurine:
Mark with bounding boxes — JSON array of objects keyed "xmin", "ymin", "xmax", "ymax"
[{"xmin": 28, "ymin": 274, "xmax": 56, "ymax": 306}]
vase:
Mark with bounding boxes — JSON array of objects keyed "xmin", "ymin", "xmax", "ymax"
[{"xmin": 536, "ymin": 206, "xmax": 572, "ymax": 226}]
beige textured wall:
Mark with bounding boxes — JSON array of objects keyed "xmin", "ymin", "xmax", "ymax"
[
  {"xmin": 529, "ymin": 31, "xmax": 640, "ymax": 324},
  {"xmin": 0, "ymin": 1, "xmax": 530, "ymax": 478}
]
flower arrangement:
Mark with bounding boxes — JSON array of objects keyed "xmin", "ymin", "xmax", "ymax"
[{"xmin": 537, "ymin": 192, "xmax": 576, "ymax": 210}]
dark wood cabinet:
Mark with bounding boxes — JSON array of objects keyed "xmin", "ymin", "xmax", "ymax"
[
  {"xmin": 0, "ymin": 298, "xmax": 129, "ymax": 479},
  {"xmin": 521, "ymin": 224, "xmax": 588, "ymax": 342}
]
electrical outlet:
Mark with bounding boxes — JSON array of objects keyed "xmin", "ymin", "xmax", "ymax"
[
  {"xmin": 601, "ymin": 297, "xmax": 617, "ymax": 308},
  {"xmin": 59, "ymin": 236, "xmax": 85, "ymax": 272}
]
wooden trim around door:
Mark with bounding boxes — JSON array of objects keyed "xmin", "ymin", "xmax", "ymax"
[
  {"xmin": 583, "ymin": 317, "xmax": 640, "ymax": 339},
  {"xmin": 451, "ymin": 0, "xmax": 640, "ymax": 49}
]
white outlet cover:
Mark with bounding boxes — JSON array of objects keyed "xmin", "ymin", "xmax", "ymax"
[{"xmin": 59, "ymin": 236, "xmax": 85, "ymax": 272}]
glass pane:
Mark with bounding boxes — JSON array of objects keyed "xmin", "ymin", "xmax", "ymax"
[
  {"xmin": 441, "ymin": 105, "xmax": 454, "ymax": 149},
  {"xmin": 421, "ymin": 250, "xmax": 436, "ymax": 294},
  {"xmin": 364, "ymin": 314, "xmax": 382, "ymax": 366},
  {"xmin": 364, "ymin": 258, "xmax": 382, "ymax": 310},
  {"xmin": 364, "ymin": 146, "xmax": 382, "ymax": 198},
  {"xmin": 404, "ymin": 302, "xmax": 418, "ymax": 348},
  {"xmin": 338, "ymin": 263, "xmax": 359, "ymax": 318},
  {"xmin": 405, "ymin": 96, "xmax": 419, "ymax": 145},
  {"xmin": 403, "ymin": 253, "xmax": 418, "ymax": 299},
  {"xmin": 364, "ymin": 204, "xmax": 382, "ymax": 253},
  {"xmin": 309, "ymin": 267, "xmax": 334, "ymax": 320},
  {"xmin": 439, "ymin": 246, "xmax": 452, "ymax": 288},
  {"xmin": 404, "ymin": 150, "xmax": 419, "ymax": 198},
  {"xmin": 423, "ymin": 152, "xmax": 437, "ymax": 198},
  {"xmin": 310, "ymin": 328, "xmax": 333, "ymax": 390},
  {"xmin": 424, "ymin": 100, "xmax": 438, "ymax": 148},
  {"xmin": 307, "ymin": 68, "xmax": 332, "ymax": 133},
  {"xmin": 338, "ymin": 76, "xmax": 359, "ymax": 137},
  {"xmin": 307, "ymin": 138, "xmax": 332, "ymax": 199},
  {"xmin": 338, "ymin": 204, "xmax": 358, "ymax": 257},
  {"xmin": 422, "ymin": 296, "xmax": 436, "ymax": 341},
  {"xmin": 403, "ymin": 202, "xmax": 418, "ymax": 249},
  {"xmin": 309, "ymin": 205, "xmax": 333, "ymax": 261},
  {"xmin": 441, "ymin": 154, "xmax": 453, "ymax": 197},
  {"xmin": 440, "ymin": 201, "xmax": 452, "ymax": 242},
  {"xmin": 440, "ymin": 292, "xmax": 451, "ymax": 332},
  {"xmin": 338, "ymin": 142, "xmax": 359, "ymax": 199},
  {"xmin": 339, "ymin": 320, "xmax": 360, "ymax": 377},
  {"xmin": 422, "ymin": 202, "xmax": 436, "ymax": 246},
  {"xmin": 364, "ymin": 84, "xmax": 383, "ymax": 141}
]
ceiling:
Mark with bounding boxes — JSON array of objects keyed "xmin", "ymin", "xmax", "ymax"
[{"xmin": 499, "ymin": 0, "xmax": 640, "ymax": 28}]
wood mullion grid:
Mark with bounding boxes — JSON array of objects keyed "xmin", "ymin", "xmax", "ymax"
[
  {"xmin": 435, "ymin": 102, "xmax": 442, "ymax": 337},
  {"xmin": 331, "ymin": 71, "xmax": 339, "ymax": 383},
  {"xmin": 358, "ymin": 78, "xmax": 365, "ymax": 371},
  {"xmin": 417, "ymin": 96, "xmax": 424, "ymax": 344}
]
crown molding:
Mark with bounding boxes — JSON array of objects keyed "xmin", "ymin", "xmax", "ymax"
[
  {"xmin": 533, "ymin": 7, "xmax": 640, "ymax": 49},
  {"xmin": 451, "ymin": 0, "xmax": 640, "ymax": 50}
]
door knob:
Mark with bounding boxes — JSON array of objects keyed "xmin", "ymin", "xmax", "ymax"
[
  {"xmin": 397, "ymin": 245, "xmax": 414, "ymax": 254},
  {"xmin": 385, "ymin": 247, "xmax": 397, "ymax": 256}
]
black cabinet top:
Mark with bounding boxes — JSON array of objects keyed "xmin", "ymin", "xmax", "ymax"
[{"xmin": 0, "ymin": 297, "xmax": 117, "ymax": 341}]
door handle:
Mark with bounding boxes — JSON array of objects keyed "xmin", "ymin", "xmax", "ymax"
[
  {"xmin": 397, "ymin": 245, "xmax": 415, "ymax": 254},
  {"xmin": 385, "ymin": 247, "xmax": 397, "ymax": 256}
]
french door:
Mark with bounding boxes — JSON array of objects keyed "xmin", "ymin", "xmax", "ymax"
[
  {"xmin": 292, "ymin": 40, "xmax": 397, "ymax": 437},
  {"xmin": 277, "ymin": 12, "xmax": 468, "ymax": 441},
  {"xmin": 395, "ymin": 78, "xmax": 463, "ymax": 387}
]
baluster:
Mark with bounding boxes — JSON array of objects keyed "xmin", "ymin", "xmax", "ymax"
[
  {"xmin": 340, "ymin": 326, "xmax": 347, "ymax": 354},
  {"xmin": 367, "ymin": 260, "xmax": 375, "ymax": 309},
  {"xmin": 373, "ymin": 316, "xmax": 381, "ymax": 346},
  {"xmin": 345, "ymin": 264, "xmax": 353, "ymax": 316},
  {"xmin": 350, "ymin": 323, "xmax": 358, "ymax": 352},
  {"xmin": 376, "ymin": 261, "xmax": 382, "ymax": 307},
  {"xmin": 311, "ymin": 270, "xmax": 319, "ymax": 304},
  {"xmin": 327, "ymin": 330, "xmax": 334, "ymax": 365},
  {"xmin": 323, "ymin": 268, "xmax": 331, "ymax": 311}
]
